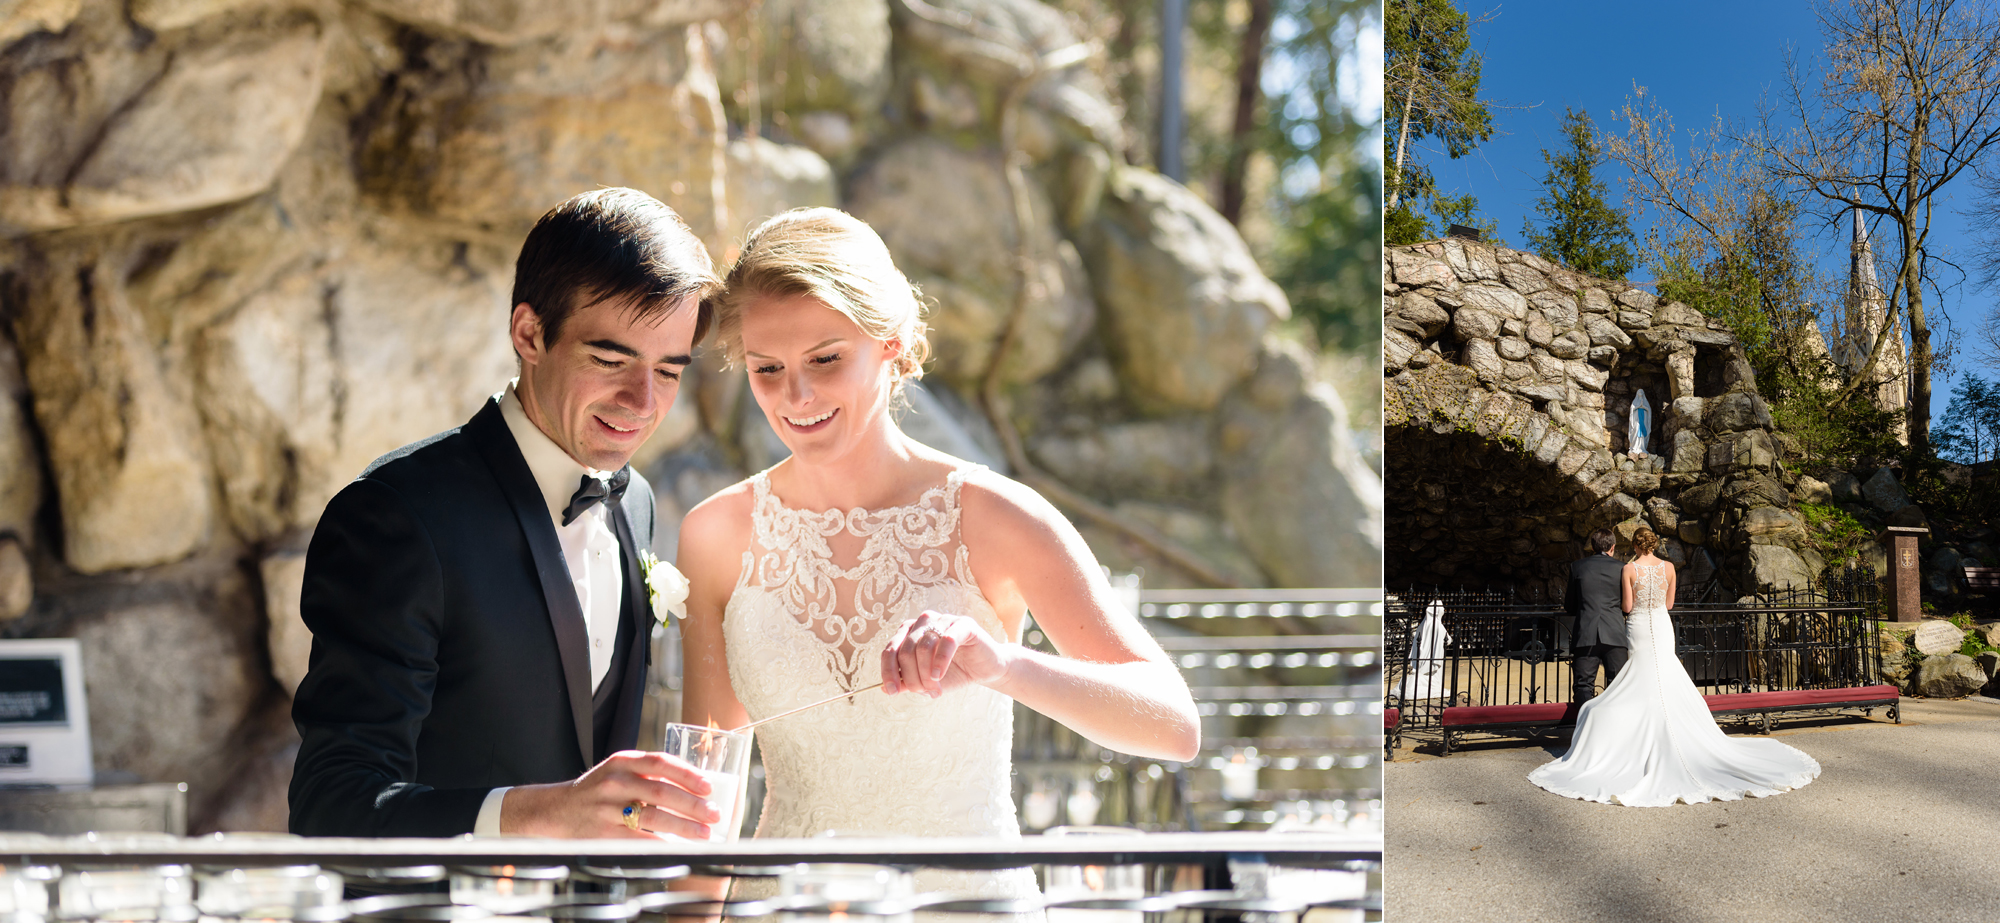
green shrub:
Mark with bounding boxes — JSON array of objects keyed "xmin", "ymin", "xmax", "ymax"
[{"xmin": 1796, "ymin": 502, "xmax": 1872, "ymax": 561}]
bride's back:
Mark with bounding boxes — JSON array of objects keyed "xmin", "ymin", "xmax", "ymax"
[{"xmin": 1626, "ymin": 555, "xmax": 1674, "ymax": 612}]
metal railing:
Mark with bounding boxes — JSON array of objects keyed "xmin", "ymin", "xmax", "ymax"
[
  {"xmin": 0, "ymin": 833, "xmax": 1383, "ymax": 921},
  {"xmin": 1384, "ymin": 566, "xmax": 1882, "ymax": 746}
]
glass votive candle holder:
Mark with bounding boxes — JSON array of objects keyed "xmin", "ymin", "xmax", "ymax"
[
  {"xmin": 1021, "ymin": 777, "xmax": 1063, "ymax": 832},
  {"xmin": 0, "ymin": 865, "xmax": 57, "ymax": 923},
  {"xmin": 1224, "ymin": 859, "xmax": 1366, "ymax": 923},
  {"xmin": 777, "ymin": 864, "xmax": 913, "ymax": 923},
  {"xmin": 1217, "ymin": 748, "xmax": 1260, "ymax": 802},
  {"xmin": 569, "ymin": 866, "xmax": 688, "ymax": 902},
  {"xmin": 195, "ymin": 866, "xmax": 343, "ymax": 922},
  {"xmin": 449, "ymin": 866, "xmax": 568, "ymax": 918},
  {"xmin": 658, "ymin": 723, "xmax": 751, "ymax": 842},
  {"xmin": 57, "ymin": 867, "xmax": 194, "ymax": 922},
  {"xmin": 1040, "ymin": 826, "xmax": 1145, "ymax": 923}
]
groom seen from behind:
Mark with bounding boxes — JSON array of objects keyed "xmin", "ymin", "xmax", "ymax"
[
  {"xmin": 289, "ymin": 188, "xmax": 726, "ymax": 839},
  {"xmin": 1567, "ymin": 528, "xmax": 1628, "ymax": 709}
]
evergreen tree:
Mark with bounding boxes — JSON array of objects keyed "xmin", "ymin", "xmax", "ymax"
[
  {"xmin": 1524, "ymin": 107, "xmax": 1638, "ymax": 279},
  {"xmin": 1261, "ymin": 0, "xmax": 1382, "ymax": 350},
  {"xmin": 1936, "ymin": 376, "xmax": 2000, "ymax": 465},
  {"xmin": 1385, "ymin": 0, "xmax": 1494, "ymax": 245}
]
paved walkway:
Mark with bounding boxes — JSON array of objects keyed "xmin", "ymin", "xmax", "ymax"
[{"xmin": 1385, "ymin": 697, "xmax": 2000, "ymax": 922}]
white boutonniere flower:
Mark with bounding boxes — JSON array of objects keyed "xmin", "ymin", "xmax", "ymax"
[{"xmin": 639, "ymin": 550, "xmax": 689, "ymax": 623}]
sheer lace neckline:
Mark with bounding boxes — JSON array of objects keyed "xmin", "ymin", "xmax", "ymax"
[
  {"xmin": 751, "ymin": 466, "xmax": 975, "ymax": 517},
  {"xmin": 734, "ymin": 464, "xmax": 988, "ymax": 693}
]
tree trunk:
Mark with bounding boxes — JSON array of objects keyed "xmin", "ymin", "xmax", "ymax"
[
  {"xmin": 1219, "ymin": 0, "xmax": 1272, "ymax": 226},
  {"xmin": 1111, "ymin": 0, "xmax": 1148, "ymax": 167},
  {"xmin": 1905, "ymin": 123, "xmax": 1933, "ymax": 455},
  {"xmin": 1389, "ymin": 52, "xmax": 1422, "ymax": 212}
]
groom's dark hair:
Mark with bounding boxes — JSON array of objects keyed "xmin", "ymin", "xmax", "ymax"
[
  {"xmin": 1587, "ymin": 529, "xmax": 1617, "ymax": 553},
  {"xmin": 511, "ymin": 188, "xmax": 721, "ymax": 350}
]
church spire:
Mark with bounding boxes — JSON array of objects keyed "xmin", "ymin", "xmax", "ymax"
[{"xmin": 1841, "ymin": 208, "xmax": 1908, "ymax": 443}]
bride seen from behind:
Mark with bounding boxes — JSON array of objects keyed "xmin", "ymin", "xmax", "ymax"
[
  {"xmin": 670, "ymin": 207, "xmax": 1199, "ymax": 888},
  {"xmin": 1528, "ymin": 527, "xmax": 1821, "ymax": 806}
]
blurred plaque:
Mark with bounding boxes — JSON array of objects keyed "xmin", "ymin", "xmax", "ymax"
[{"xmin": 0, "ymin": 640, "xmax": 92, "ymax": 785}]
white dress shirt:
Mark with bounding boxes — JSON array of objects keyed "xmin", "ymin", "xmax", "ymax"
[{"xmin": 476, "ymin": 380, "xmax": 628, "ymax": 834}]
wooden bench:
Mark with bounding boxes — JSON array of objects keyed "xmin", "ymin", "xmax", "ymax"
[
  {"xmin": 1383, "ymin": 708, "xmax": 1400, "ymax": 759},
  {"xmin": 1438, "ymin": 685, "xmax": 1900, "ymax": 755},
  {"xmin": 1704, "ymin": 685, "xmax": 1900, "ymax": 733},
  {"xmin": 1963, "ymin": 566, "xmax": 2000, "ymax": 617}
]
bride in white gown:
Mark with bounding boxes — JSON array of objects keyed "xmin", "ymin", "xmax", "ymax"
[
  {"xmin": 667, "ymin": 208, "xmax": 1201, "ymax": 895},
  {"xmin": 1528, "ymin": 527, "xmax": 1821, "ymax": 806}
]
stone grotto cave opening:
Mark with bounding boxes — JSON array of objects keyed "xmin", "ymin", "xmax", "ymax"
[{"xmin": 1385, "ymin": 424, "xmax": 1599, "ymax": 597}]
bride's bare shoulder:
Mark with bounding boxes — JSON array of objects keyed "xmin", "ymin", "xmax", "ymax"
[
  {"xmin": 677, "ymin": 478, "xmax": 759, "ymax": 567},
  {"xmin": 957, "ymin": 466, "xmax": 1064, "ymax": 531}
]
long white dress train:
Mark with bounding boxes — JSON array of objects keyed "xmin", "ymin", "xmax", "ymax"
[
  {"xmin": 1527, "ymin": 562, "xmax": 1822, "ymax": 806},
  {"xmin": 722, "ymin": 465, "xmax": 1040, "ymax": 904}
]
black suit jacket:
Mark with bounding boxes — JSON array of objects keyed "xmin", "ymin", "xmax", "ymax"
[
  {"xmin": 1566, "ymin": 553, "xmax": 1629, "ymax": 649},
  {"xmin": 288, "ymin": 398, "xmax": 655, "ymax": 837}
]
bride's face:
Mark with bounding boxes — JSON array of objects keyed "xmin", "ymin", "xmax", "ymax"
[{"xmin": 740, "ymin": 291, "xmax": 903, "ymax": 464}]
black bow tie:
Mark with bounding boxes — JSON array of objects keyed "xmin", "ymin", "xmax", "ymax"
[{"xmin": 562, "ymin": 468, "xmax": 630, "ymax": 526}]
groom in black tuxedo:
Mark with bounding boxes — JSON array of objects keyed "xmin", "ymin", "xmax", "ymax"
[
  {"xmin": 1566, "ymin": 528, "xmax": 1629, "ymax": 708},
  {"xmin": 290, "ymin": 188, "xmax": 725, "ymax": 839}
]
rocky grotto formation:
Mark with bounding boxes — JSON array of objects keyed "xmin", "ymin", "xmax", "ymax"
[
  {"xmin": 1383, "ymin": 238, "xmax": 1824, "ymax": 597},
  {"xmin": 0, "ymin": 0, "xmax": 1381, "ymax": 830}
]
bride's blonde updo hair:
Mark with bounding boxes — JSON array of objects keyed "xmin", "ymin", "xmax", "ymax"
[
  {"xmin": 1632, "ymin": 527, "xmax": 1661, "ymax": 557},
  {"xmin": 706, "ymin": 207, "xmax": 931, "ymax": 388}
]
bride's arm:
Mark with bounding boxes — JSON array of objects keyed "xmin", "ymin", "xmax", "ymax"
[
  {"xmin": 1621, "ymin": 563, "xmax": 1635, "ymax": 613},
  {"xmin": 1666, "ymin": 561, "xmax": 1678, "ymax": 610},
  {"xmin": 882, "ymin": 473, "xmax": 1199, "ymax": 762},
  {"xmin": 677, "ymin": 487, "xmax": 755, "ymax": 736},
  {"xmin": 670, "ymin": 489, "xmax": 757, "ymax": 900}
]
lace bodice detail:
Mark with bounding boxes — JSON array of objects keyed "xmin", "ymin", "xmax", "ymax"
[
  {"xmin": 722, "ymin": 465, "xmax": 1031, "ymax": 856},
  {"xmin": 1632, "ymin": 561, "xmax": 1670, "ymax": 611}
]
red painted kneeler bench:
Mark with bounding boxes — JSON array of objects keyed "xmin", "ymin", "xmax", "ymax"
[
  {"xmin": 1383, "ymin": 708, "xmax": 1400, "ymax": 759},
  {"xmin": 1703, "ymin": 684, "xmax": 1900, "ymax": 734},
  {"xmin": 1437, "ymin": 684, "xmax": 1900, "ymax": 755},
  {"xmin": 1438, "ymin": 702, "xmax": 1578, "ymax": 756}
]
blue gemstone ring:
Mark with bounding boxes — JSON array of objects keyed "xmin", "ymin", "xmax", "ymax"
[{"xmin": 621, "ymin": 801, "xmax": 646, "ymax": 831}]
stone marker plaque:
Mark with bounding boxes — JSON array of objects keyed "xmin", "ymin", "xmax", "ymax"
[{"xmin": 1913, "ymin": 619, "xmax": 1966, "ymax": 656}]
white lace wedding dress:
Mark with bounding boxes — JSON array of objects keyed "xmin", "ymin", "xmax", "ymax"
[
  {"xmin": 723, "ymin": 465, "xmax": 1039, "ymax": 905},
  {"xmin": 1527, "ymin": 561, "xmax": 1822, "ymax": 806}
]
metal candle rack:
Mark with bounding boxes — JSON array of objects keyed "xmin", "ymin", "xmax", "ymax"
[{"xmin": 0, "ymin": 832, "xmax": 1381, "ymax": 920}]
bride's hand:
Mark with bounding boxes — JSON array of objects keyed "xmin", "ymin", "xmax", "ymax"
[{"xmin": 881, "ymin": 610, "xmax": 1015, "ymax": 698}]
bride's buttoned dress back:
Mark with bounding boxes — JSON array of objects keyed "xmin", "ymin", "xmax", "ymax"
[
  {"xmin": 724, "ymin": 465, "xmax": 1039, "ymax": 904},
  {"xmin": 1528, "ymin": 561, "xmax": 1822, "ymax": 806}
]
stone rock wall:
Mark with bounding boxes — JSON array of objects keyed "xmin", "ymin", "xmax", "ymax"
[
  {"xmin": 0, "ymin": 0, "xmax": 1379, "ymax": 831},
  {"xmin": 1384, "ymin": 238, "xmax": 1820, "ymax": 596}
]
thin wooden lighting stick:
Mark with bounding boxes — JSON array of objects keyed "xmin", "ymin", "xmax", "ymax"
[{"xmin": 729, "ymin": 682, "xmax": 886, "ymax": 733}]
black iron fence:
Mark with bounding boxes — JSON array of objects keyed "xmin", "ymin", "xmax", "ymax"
[{"xmin": 1384, "ymin": 564, "xmax": 1882, "ymax": 741}]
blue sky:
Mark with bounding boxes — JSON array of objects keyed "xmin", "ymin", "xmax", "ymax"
[{"xmin": 1414, "ymin": 0, "xmax": 1995, "ymax": 420}]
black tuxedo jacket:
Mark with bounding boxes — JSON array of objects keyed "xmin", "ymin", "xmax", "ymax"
[
  {"xmin": 1566, "ymin": 553, "xmax": 1629, "ymax": 649},
  {"xmin": 289, "ymin": 397, "xmax": 655, "ymax": 837}
]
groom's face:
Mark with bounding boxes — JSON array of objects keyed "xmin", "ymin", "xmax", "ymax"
[{"xmin": 511, "ymin": 294, "xmax": 700, "ymax": 471}]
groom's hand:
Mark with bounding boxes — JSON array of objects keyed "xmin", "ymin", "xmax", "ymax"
[{"xmin": 500, "ymin": 751, "xmax": 723, "ymax": 838}]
